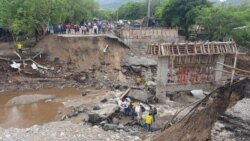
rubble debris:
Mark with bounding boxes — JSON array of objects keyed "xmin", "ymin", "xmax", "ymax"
[
  {"xmin": 10, "ymin": 61, "xmax": 21, "ymax": 70},
  {"xmin": 0, "ymin": 121, "xmax": 141, "ymax": 141},
  {"xmin": 31, "ymin": 62, "xmax": 38, "ymax": 70},
  {"xmin": 93, "ymin": 105, "xmax": 101, "ymax": 110},
  {"xmin": 191, "ymin": 89, "xmax": 205, "ymax": 99},
  {"xmin": 92, "ymin": 104, "xmax": 120, "ymax": 118},
  {"xmin": 211, "ymin": 98, "xmax": 250, "ymax": 141},
  {"xmin": 100, "ymin": 98, "xmax": 108, "ymax": 103},
  {"xmin": 153, "ymin": 78, "xmax": 250, "ymax": 141},
  {"xmin": 112, "ymin": 117, "xmax": 120, "ymax": 125},
  {"xmin": 88, "ymin": 113, "xmax": 104, "ymax": 124}
]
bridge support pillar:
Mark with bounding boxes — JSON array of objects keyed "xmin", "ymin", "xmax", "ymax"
[
  {"xmin": 214, "ymin": 55, "xmax": 225, "ymax": 83},
  {"xmin": 156, "ymin": 57, "xmax": 169, "ymax": 103}
]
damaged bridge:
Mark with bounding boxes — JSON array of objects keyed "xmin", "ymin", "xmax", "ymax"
[{"xmin": 147, "ymin": 41, "xmax": 238, "ymax": 102}]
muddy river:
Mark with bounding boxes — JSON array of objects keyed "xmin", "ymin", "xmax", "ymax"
[{"xmin": 0, "ymin": 88, "xmax": 80, "ymax": 128}]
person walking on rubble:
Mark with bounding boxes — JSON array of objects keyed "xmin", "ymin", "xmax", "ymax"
[
  {"xmin": 17, "ymin": 42, "xmax": 23, "ymax": 53},
  {"xmin": 135, "ymin": 103, "xmax": 145, "ymax": 122},
  {"xmin": 135, "ymin": 76, "xmax": 142, "ymax": 86},
  {"xmin": 149, "ymin": 105, "xmax": 157, "ymax": 122},
  {"xmin": 145, "ymin": 113, "xmax": 153, "ymax": 132},
  {"xmin": 124, "ymin": 97, "xmax": 131, "ymax": 116},
  {"xmin": 131, "ymin": 101, "xmax": 137, "ymax": 120},
  {"xmin": 118, "ymin": 98, "xmax": 128, "ymax": 116}
]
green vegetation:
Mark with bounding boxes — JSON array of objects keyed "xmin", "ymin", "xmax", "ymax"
[
  {"xmin": 154, "ymin": 0, "xmax": 250, "ymax": 46},
  {"xmin": 117, "ymin": 2, "xmax": 147, "ymax": 20},
  {"xmin": 0, "ymin": 0, "xmax": 99, "ymax": 37},
  {"xmin": 95, "ymin": 10, "xmax": 115, "ymax": 21},
  {"xmin": 196, "ymin": 3, "xmax": 250, "ymax": 46},
  {"xmin": 0, "ymin": 0, "xmax": 249, "ymax": 46},
  {"xmin": 155, "ymin": 0, "xmax": 212, "ymax": 38}
]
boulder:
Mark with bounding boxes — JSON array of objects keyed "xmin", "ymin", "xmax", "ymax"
[
  {"xmin": 80, "ymin": 76, "xmax": 86, "ymax": 82},
  {"xmin": 75, "ymin": 106, "xmax": 86, "ymax": 113},
  {"xmin": 102, "ymin": 123, "xmax": 128, "ymax": 132},
  {"xmin": 88, "ymin": 113, "xmax": 103, "ymax": 124},
  {"xmin": 81, "ymin": 90, "xmax": 91, "ymax": 96},
  {"xmin": 95, "ymin": 83, "xmax": 104, "ymax": 90},
  {"xmin": 100, "ymin": 120, "xmax": 107, "ymax": 126},
  {"xmin": 67, "ymin": 111, "xmax": 78, "ymax": 118},
  {"xmin": 93, "ymin": 105, "xmax": 101, "ymax": 110},
  {"xmin": 100, "ymin": 98, "xmax": 108, "ymax": 103},
  {"xmin": 112, "ymin": 117, "xmax": 120, "ymax": 125},
  {"xmin": 103, "ymin": 124, "xmax": 118, "ymax": 131},
  {"xmin": 113, "ymin": 84, "xmax": 121, "ymax": 90}
]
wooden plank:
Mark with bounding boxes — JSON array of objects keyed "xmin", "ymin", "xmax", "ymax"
[
  {"xmin": 185, "ymin": 43, "xmax": 189, "ymax": 55},
  {"xmin": 177, "ymin": 44, "xmax": 180, "ymax": 55},
  {"xmin": 120, "ymin": 88, "xmax": 131, "ymax": 99},
  {"xmin": 161, "ymin": 45, "xmax": 165, "ymax": 56},
  {"xmin": 231, "ymin": 52, "xmax": 238, "ymax": 84}
]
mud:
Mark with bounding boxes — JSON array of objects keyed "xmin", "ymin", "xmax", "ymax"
[
  {"xmin": 35, "ymin": 35, "xmax": 129, "ymax": 72},
  {"xmin": 0, "ymin": 88, "xmax": 81, "ymax": 128}
]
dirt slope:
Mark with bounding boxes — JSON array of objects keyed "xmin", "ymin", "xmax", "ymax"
[
  {"xmin": 35, "ymin": 35, "xmax": 129, "ymax": 72},
  {"xmin": 152, "ymin": 79, "xmax": 250, "ymax": 141}
]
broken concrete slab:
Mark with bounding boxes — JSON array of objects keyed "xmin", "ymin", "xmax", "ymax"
[
  {"xmin": 88, "ymin": 104, "xmax": 119, "ymax": 124},
  {"xmin": 127, "ymin": 89, "xmax": 149, "ymax": 103},
  {"xmin": 122, "ymin": 56, "xmax": 157, "ymax": 67}
]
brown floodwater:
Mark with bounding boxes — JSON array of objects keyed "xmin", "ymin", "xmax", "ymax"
[{"xmin": 0, "ymin": 88, "xmax": 80, "ymax": 128}]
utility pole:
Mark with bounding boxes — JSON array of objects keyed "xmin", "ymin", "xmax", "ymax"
[
  {"xmin": 117, "ymin": 9, "xmax": 119, "ymax": 22},
  {"xmin": 147, "ymin": 0, "xmax": 151, "ymax": 27}
]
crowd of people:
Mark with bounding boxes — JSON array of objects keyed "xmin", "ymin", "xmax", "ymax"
[
  {"xmin": 118, "ymin": 96, "xmax": 157, "ymax": 132},
  {"xmin": 47, "ymin": 21, "xmax": 112, "ymax": 35}
]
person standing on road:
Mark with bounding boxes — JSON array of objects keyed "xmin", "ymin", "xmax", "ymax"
[
  {"xmin": 93, "ymin": 23, "xmax": 98, "ymax": 34},
  {"xmin": 83, "ymin": 24, "xmax": 87, "ymax": 35}
]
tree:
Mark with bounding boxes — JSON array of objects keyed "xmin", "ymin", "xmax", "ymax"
[
  {"xmin": 157, "ymin": 0, "xmax": 212, "ymax": 38},
  {"xmin": 196, "ymin": 3, "xmax": 250, "ymax": 46},
  {"xmin": 118, "ymin": 2, "xmax": 147, "ymax": 20},
  {"xmin": 0, "ymin": 0, "xmax": 99, "ymax": 38},
  {"xmin": 154, "ymin": 0, "xmax": 170, "ymax": 22},
  {"xmin": 95, "ymin": 10, "xmax": 115, "ymax": 21}
]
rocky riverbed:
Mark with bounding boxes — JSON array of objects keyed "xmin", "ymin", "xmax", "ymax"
[{"xmin": 0, "ymin": 121, "xmax": 141, "ymax": 141}]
